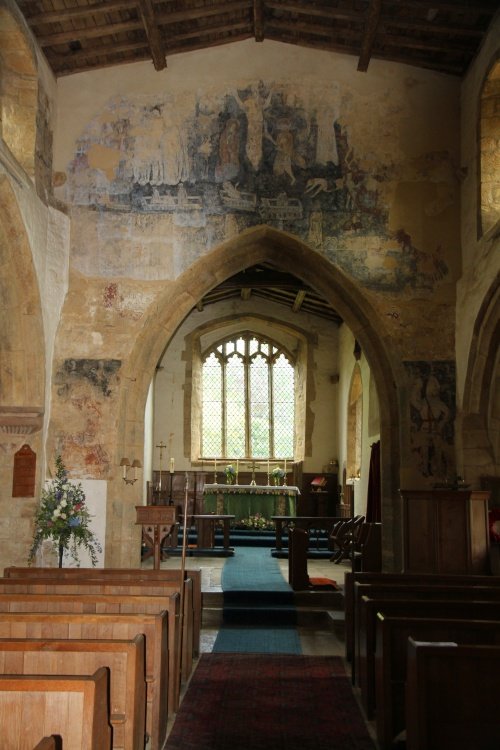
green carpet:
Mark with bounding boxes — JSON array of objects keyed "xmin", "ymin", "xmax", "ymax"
[{"xmin": 214, "ymin": 546, "xmax": 302, "ymax": 654}]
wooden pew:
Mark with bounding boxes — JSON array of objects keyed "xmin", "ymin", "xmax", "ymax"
[
  {"xmin": 0, "ymin": 577, "xmax": 194, "ymax": 682},
  {"xmin": 375, "ymin": 615, "xmax": 500, "ymax": 750},
  {"xmin": 4, "ymin": 566, "xmax": 202, "ymax": 658},
  {"xmin": 358, "ymin": 595, "xmax": 500, "ymax": 718},
  {"xmin": 0, "ymin": 668, "xmax": 111, "ymax": 750},
  {"xmin": 0, "ymin": 636, "xmax": 146, "ymax": 750},
  {"xmin": 406, "ymin": 639, "xmax": 500, "ymax": 750},
  {"xmin": 343, "ymin": 570, "xmax": 500, "ymax": 663},
  {"xmin": 33, "ymin": 738, "xmax": 59, "ymax": 750},
  {"xmin": 353, "ymin": 581, "xmax": 500, "ymax": 685},
  {"xmin": 0, "ymin": 590, "xmax": 181, "ymax": 714},
  {"xmin": 0, "ymin": 611, "xmax": 168, "ymax": 750}
]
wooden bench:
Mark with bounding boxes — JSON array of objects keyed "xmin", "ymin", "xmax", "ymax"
[
  {"xmin": 406, "ymin": 639, "xmax": 500, "ymax": 750},
  {"xmin": 0, "ymin": 668, "xmax": 111, "ymax": 750},
  {"xmin": 0, "ymin": 636, "xmax": 146, "ymax": 750},
  {"xmin": 352, "ymin": 580, "xmax": 500, "ymax": 685},
  {"xmin": 375, "ymin": 615, "xmax": 500, "ymax": 750},
  {"xmin": 358, "ymin": 595, "xmax": 500, "ymax": 718},
  {"xmin": 0, "ymin": 590, "xmax": 181, "ymax": 714},
  {"xmin": 344, "ymin": 570, "xmax": 500, "ymax": 663},
  {"xmin": 0, "ymin": 611, "xmax": 168, "ymax": 750},
  {"xmin": 0, "ymin": 576, "xmax": 193, "ymax": 682},
  {"xmin": 4, "ymin": 566, "xmax": 202, "ymax": 658}
]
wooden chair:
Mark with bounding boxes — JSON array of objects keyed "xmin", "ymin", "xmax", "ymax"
[{"xmin": 329, "ymin": 514, "xmax": 365, "ymax": 563}]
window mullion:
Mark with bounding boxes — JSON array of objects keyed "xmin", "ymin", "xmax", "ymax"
[
  {"xmin": 269, "ymin": 359, "xmax": 274, "ymax": 459},
  {"xmin": 244, "ymin": 339, "xmax": 251, "ymax": 458},
  {"xmin": 221, "ymin": 356, "xmax": 227, "ymax": 458}
]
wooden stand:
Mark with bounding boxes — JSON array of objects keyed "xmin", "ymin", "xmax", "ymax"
[
  {"xmin": 136, "ymin": 505, "xmax": 177, "ymax": 569},
  {"xmin": 401, "ymin": 489, "xmax": 490, "ymax": 574}
]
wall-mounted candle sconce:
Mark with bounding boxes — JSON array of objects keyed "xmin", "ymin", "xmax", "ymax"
[{"xmin": 120, "ymin": 457, "xmax": 142, "ymax": 485}]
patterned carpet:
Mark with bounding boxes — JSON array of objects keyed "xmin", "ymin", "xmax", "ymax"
[{"xmin": 165, "ymin": 654, "xmax": 376, "ymax": 750}]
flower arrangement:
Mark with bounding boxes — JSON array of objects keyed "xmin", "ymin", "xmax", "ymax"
[
  {"xmin": 224, "ymin": 464, "xmax": 236, "ymax": 484},
  {"xmin": 238, "ymin": 513, "xmax": 275, "ymax": 531},
  {"xmin": 28, "ymin": 455, "xmax": 102, "ymax": 567},
  {"xmin": 271, "ymin": 466, "xmax": 285, "ymax": 485}
]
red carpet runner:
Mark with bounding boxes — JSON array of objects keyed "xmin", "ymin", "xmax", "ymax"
[{"xmin": 165, "ymin": 654, "xmax": 376, "ymax": 750}]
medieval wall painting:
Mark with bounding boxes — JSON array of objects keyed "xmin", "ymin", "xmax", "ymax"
[
  {"xmin": 405, "ymin": 361, "xmax": 456, "ymax": 481},
  {"xmin": 65, "ymin": 81, "xmax": 454, "ymax": 293}
]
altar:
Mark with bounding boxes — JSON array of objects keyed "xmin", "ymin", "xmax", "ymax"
[{"xmin": 202, "ymin": 484, "xmax": 299, "ymax": 522}]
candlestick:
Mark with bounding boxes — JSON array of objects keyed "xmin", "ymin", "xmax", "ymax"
[
  {"xmin": 214, "ymin": 458, "xmax": 217, "ymax": 483},
  {"xmin": 235, "ymin": 459, "xmax": 239, "ymax": 485}
]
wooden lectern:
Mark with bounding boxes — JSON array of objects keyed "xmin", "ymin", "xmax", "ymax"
[{"xmin": 136, "ymin": 505, "xmax": 178, "ymax": 569}]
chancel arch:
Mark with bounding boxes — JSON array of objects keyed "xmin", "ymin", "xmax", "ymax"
[
  {"xmin": 105, "ymin": 226, "xmax": 403, "ymax": 570},
  {"xmin": 0, "ymin": 3, "xmax": 38, "ymax": 179}
]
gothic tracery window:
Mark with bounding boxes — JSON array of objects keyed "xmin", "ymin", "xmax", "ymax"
[{"xmin": 201, "ymin": 333, "xmax": 295, "ymax": 459}]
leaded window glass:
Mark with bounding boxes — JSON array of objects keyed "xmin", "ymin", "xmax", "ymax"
[{"xmin": 201, "ymin": 334, "xmax": 294, "ymax": 459}]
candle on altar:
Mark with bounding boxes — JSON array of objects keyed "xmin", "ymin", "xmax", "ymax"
[
  {"xmin": 284, "ymin": 458, "xmax": 287, "ymax": 474},
  {"xmin": 214, "ymin": 458, "xmax": 217, "ymax": 473},
  {"xmin": 169, "ymin": 457, "xmax": 175, "ymax": 474},
  {"xmin": 267, "ymin": 459, "xmax": 270, "ymax": 477},
  {"xmin": 236, "ymin": 459, "xmax": 239, "ymax": 474}
]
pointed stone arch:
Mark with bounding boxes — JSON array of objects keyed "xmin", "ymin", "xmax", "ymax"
[
  {"xmin": 0, "ymin": 2, "xmax": 38, "ymax": 179},
  {"xmin": 462, "ymin": 273, "xmax": 500, "ymax": 485},
  {"xmin": 0, "ymin": 175, "xmax": 44, "ymax": 430},
  {"xmin": 113, "ymin": 226, "xmax": 403, "ymax": 569}
]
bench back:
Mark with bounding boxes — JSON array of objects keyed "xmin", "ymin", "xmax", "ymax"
[
  {"xmin": 3, "ymin": 567, "xmax": 201, "ymax": 657},
  {"xmin": 0, "ymin": 636, "xmax": 146, "ymax": 750},
  {"xmin": 0, "ymin": 611, "xmax": 168, "ymax": 750},
  {"xmin": 406, "ymin": 640, "xmax": 500, "ymax": 750},
  {"xmin": 0, "ymin": 668, "xmax": 111, "ymax": 750}
]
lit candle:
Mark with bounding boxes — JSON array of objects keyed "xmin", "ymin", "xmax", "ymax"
[{"xmin": 170, "ymin": 457, "xmax": 175, "ymax": 474}]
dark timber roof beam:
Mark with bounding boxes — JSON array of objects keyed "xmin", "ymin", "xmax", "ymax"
[
  {"xmin": 138, "ymin": 0, "xmax": 167, "ymax": 71},
  {"xmin": 358, "ymin": 0, "xmax": 382, "ymax": 72},
  {"xmin": 254, "ymin": 0, "xmax": 264, "ymax": 41}
]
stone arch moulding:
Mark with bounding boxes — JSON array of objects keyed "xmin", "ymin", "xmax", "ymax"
[
  {"xmin": 0, "ymin": 2, "xmax": 38, "ymax": 179},
  {"xmin": 114, "ymin": 225, "xmax": 404, "ymax": 570},
  {"xmin": 0, "ymin": 175, "xmax": 45, "ymax": 432},
  {"xmin": 462, "ymin": 273, "xmax": 500, "ymax": 485},
  {"xmin": 477, "ymin": 51, "xmax": 500, "ymax": 240}
]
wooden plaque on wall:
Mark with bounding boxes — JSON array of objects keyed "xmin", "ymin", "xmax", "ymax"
[{"xmin": 12, "ymin": 444, "xmax": 36, "ymax": 497}]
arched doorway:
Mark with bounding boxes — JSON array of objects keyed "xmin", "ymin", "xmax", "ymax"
[{"xmin": 110, "ymin": 226, "xmax": 403, "ymax": 570}]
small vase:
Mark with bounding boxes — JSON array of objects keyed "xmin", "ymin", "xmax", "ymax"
[
  {"xmin": 226, "ymin": 475, "xmax": 234, "ymax": 485},
  {"xmin": 273, "ymin": 477, "xmax": 280, "ymax": 486}
]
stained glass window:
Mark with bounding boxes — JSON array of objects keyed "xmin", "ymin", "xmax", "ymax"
[{"xmin": 201, "ymin": 334, "xmax": 294, "ymax": 459}]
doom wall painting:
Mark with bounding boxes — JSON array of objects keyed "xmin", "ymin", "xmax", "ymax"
[{"xmin": 64, "ymin": 80, "xmax": 455, "ymax": 294}]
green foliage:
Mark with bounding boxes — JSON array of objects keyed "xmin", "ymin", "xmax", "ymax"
[
  {"xmin": 238, "ymin": 514, "xmax": 275, "ymax": 531},
  {"xmin": 28, "ymin": 455, "xmax": 102, "ymax": 567}
]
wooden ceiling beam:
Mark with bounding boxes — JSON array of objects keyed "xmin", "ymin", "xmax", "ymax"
[
  {"xmin": 357, "ymin": 0, "xmax": 382, "ymax": 72},
  {"xmin": 23, "ymin": 0, "xmax": 138, "ymax": 26},
  {"xmin": 48, "ymin": 39, "xmax": 149, "ymax": 63},
  {"xmin": 156, "ymin": 1, "xmax": 252, "ymax": 25},
  {"xmin": 265, "ymin": 1, "xmax": 362, "ymax": 22},
  {"xmin": 37, "ymin": 20, "xmax": 143, "ymax": 47},
  {"xmin": 241, "ymin": 288, "xmax": 253, "ymax": 300},
  {"xmin": 165, "ymin": 20, "xmax": 250, "ymax": 46},
  {"xmin": 254, "ymin": 0, "xmax": 265, "ymax": 41},
  {"xmin": 138, "ymin": 0, "xmax": 167, "ymax": 70},
  {"xmin": 266, "ymin": 19, "xmax": 361, "ymax": 42},
  {"xmin": 292, "ymin": 290, "xmax": 306, "ymax": 313},
  {"xmin": 382, "ymin": 18, "xmax": 485, "ymax": 37},
  {"xmin": 391, "ymin": 0, "xmax": 496, "ymax": 14}
]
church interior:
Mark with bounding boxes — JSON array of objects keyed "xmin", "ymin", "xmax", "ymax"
[{"xmin": 0, "ymin": 0, "xmax": 499, "ymax": 747}]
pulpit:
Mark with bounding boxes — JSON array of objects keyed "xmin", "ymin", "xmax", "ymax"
[{"xmin": 136, "ymin": 505, "xmax": 178, "ymax": 569}]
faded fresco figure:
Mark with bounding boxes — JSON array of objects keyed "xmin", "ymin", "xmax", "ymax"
[
  {"xmin": 410, "ymin": 373, "xmax": 453, "ymax": 479},
  {"xmin": 233, "ymin": 83, "xmax": 272, "ymax": 171},
  {"xmin": 215, "ymin": 117, "xmax": 241, "ymax": 182}
]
